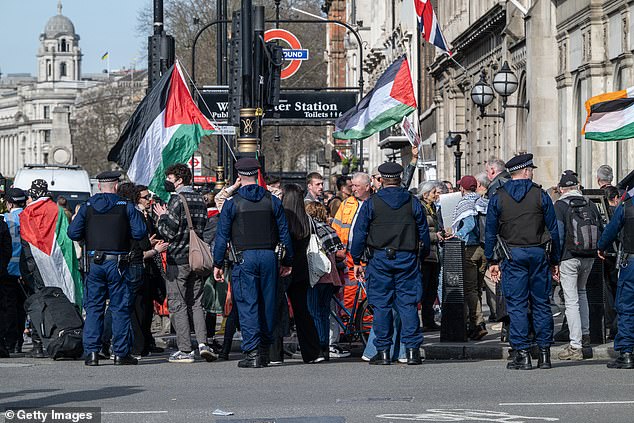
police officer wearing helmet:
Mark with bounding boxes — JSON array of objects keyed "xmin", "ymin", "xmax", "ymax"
[
  {"xmin": 351, "ymin": 162, "xmax": 431, "ymax": 365},
  {"xmin": 68, "ymin": 171, "xmax": 147, "ymax": 366},
  {"xmin": 598, "ymin": 170, "xmax": 634, "ymax": 369},
  {"xmin": 485, "ymin": 153, "xmax": 561, "ymax": 370},
  {"xmin": 213, "ymin": 158, "xmax": 294, "ymax": 368}
]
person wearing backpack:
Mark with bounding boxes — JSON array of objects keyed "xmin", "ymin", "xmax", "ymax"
[{"xmin": 554, "ymin": 171, "xmax": 603, "ymax": 361}]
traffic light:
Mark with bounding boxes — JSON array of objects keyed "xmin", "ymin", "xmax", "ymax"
[
  {"xmin": 228, "ymin": 10, "xmax": 243, "ymax": 126},
  {"xmin": 263, "ymin": 42, "xmax": 283, "ymax": 110}
]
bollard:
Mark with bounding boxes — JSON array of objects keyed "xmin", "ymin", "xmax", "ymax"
[{"xmin": 440, "ymin": 238, "xmax": 468, "ymax": 342}]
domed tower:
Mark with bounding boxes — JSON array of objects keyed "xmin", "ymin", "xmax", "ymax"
[{"xmin": 37, "ymin": 1, "xmax": 81, "ymax": 82}]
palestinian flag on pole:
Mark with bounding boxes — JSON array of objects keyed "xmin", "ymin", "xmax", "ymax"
[
  {"xmin": 20, "ymin": 198, "xmax": 82, "ymax": 306},
  {"xmin": 108, "ymin": 60, "xmax": 217, "ymax": 200},
  {"xmin": 583, "ymin": 86, "xmax": 634, "ymax": 141},
  {"xmin": 333, "ymin": 55, "xmax": 417, "ymax": 140}
]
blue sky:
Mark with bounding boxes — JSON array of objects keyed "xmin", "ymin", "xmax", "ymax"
[{"xmin": 0, "ymin": 0, "xmax": 150, "ymax": 76}]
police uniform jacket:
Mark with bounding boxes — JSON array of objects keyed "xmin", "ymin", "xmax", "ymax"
[
  {"xmin": 350, "ymin": 186, "xmax": 431, "ymax": 265},
  {"xmin": 598, "ymin": 189, "xmax": 634, "ymax": 253},
  {"xmin": 68, "ymin": 193, "xmax": 147, "ymax": 252},
  {"xmin": 213, "ymin": 184, "xmax": 294, "ymax": 268}
]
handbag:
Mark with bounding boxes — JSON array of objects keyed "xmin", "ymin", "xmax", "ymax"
[
  {"xmin": 306, "ymin": 217, "xmax": 332, "ymax": 287},
  {"xmin": 178, "ymin": 193, "xmax": 214, "ymax": 277}
]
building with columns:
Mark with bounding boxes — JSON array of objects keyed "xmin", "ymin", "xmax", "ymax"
[{"xmin": 0, "ymin": 1, "xmax": 97, "ymax": 177}]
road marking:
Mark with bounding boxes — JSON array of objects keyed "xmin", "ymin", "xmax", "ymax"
[
  {"xmin": 377, "ymin": 409, "xmax": 558, "ymax": 422},
  {"xmin": 500, "ymin": 401, "xmax": 634, "ymax": 406},
  {"xmin": 101, "ymin": 411, "xmax": 168, "ymax": 414}
]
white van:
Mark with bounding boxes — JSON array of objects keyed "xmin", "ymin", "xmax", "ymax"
[{"xmin": 13, "ymin": 164, "xmax": 92, "ymax": 210}]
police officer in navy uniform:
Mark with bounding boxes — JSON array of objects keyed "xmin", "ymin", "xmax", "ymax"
[
  {"xmin": 351, "ymin": 162, "xmax": 430, "ymax": 365},
  {"xmin": 598, "ymin": 170, "xmax": 634, "ymax": 369},
  {"xmin": 485, "ymin": 154, "xmax": 561, "ymax": 370},
  {"xmin": 68, "ymin": 171, "xmax": 147, "ymax": 366},
  {"xmin": 213, "ymin": 158, "xmax": 294, "ymax": 368}
]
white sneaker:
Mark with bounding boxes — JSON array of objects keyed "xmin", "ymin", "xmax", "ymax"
[
  {"xmin": 329, "ymin": 345, "xmax": 351, "ymax": 358},
  {"xmin": 397, "ymin": 357, "xmax": 408, "ymax": 363},
  {"xmin": 199, "ymin": 344, "xmax": 218, "ymax": 363},
  {"xmin": 361, "ymin": 355, "xmax": 370, "ymax": 362},
  {"xmin": 310, "ymin": 356, "xmax": 326, "ymax": 363},
  {"xmin": 169, "ymin": 350, "xmax": 195, "ymax": 363}
]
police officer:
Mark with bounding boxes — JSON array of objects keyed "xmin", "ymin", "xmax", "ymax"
[
  {"xmin": 351, "ymin": 162, "xmax": 430, "ymax": 365},
  {"xmin": 485, "ymin": 153, "xmax": 561, "ymax": 370},
  {"xmin": 68, "ymin": 171, "xmax": 147, "ymax": 366},
  {"xmin": 1, "ymin": 188, "xmax": 27, "ymax": 355},
  {"xmin": 598, "ymin": 175, "xmax": 634, "ymax": 369},
  {"xmin": 213, "ymin": 158, "xmax": 293, "ymax": 368}
]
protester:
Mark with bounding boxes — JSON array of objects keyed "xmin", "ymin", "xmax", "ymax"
[
  {"xmin": 281, "ymin": 184, "xmax": 324, "ymax": 363},
  {"xmin": 305, "ymin": 172, "xmax": 324, "ymax": 204},
  {"xmin": 154, "ymin": 164, "xmax": 216, "ymax": 364},
  {"xmin": 598, "ymin": 181, "xmax": 634, "ymax": 369},
  {"xmin": 0, "ymin": 212, "xmax": 12, "ymax": 357},
  {"xmin": 605, "ymin": 185, "xmax": 621, "ymax": 209},
  {"xmin": 305, "ymin": 201, "xmax": 344, "ymax": 360},
  {"xmin": 555, "ymin": 171, "xmax": 602, "ymax": 360},
  {"xmin": 213, "ymin": 158, "xmax": 293, "ymax": 368},
  {"xmin": 475, "ymin": 172, "xmax": 496, "ymax": 322},
  {"xmin": 453, "ymin": 175, "xmax": 487, "ymax": 340},
  {"xmin": 417, "ymin": 181, "xmax": 444, "ymax": 331},
  {"xmin": 597, "ymin": 164, "xmax": 614, "ymax": 189},
  {"xmin": 486, "ymin": 158, "xmax": 511, "ymax": 198},
  {"xmin": 328, "ymin": 175, "xmax": 352, "ymax": 218},
  {"xmin": 57, "ymin": 196, "xmax": 73, "ymax": 223},
  {"xmin": 485, "ymin": 153, "xmax": 561, "ymax": 370},
  {"xmin": 23, "ymin": 180, "xmax": 82, "ymax": 359}
]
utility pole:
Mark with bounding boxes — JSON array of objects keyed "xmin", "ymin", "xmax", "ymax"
[
  {"xmin": 215, "ymin": 0, "xmax": 226, "ymax": 189},
  {"xmin": 237, "ymin": 0, "xmax": 258, "ymax": 155},
  {"xmin": 148, "ymin": 0, "xmax": 175, "ymax": 91}
]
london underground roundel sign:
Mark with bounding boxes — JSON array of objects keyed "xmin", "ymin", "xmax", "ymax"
[{"xmin": 264, "ymin": 29, "xmax": 309, "ymax": 79}]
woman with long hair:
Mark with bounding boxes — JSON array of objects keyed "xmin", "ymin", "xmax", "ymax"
[{"xmin": 276, "ymin": 184, "xmax": 323, "ymax": 363}]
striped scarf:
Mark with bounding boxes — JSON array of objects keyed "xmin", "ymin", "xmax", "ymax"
[{"xmin": 451, "ymin": 192, "xmax": 480, "ymax": 233}]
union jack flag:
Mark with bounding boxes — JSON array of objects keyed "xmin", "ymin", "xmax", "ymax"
[{"xmin": 414, "ymin": 0, "xmax": 451, "ymax": 54}]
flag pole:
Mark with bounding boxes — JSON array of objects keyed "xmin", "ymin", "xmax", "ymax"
[{"xmin": 448, "ymin": 53, "xmax": 468, "ymax": 73}]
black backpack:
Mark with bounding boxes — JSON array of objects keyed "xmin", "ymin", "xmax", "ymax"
[
  {"xmin": 24, "ymin": 287, "xmax": 84, "ymax": 360},
  {"xmin": 564, "ymin": 196, "xmax": 601, "ymax": 257}
]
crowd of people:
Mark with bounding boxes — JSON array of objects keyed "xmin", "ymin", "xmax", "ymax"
[{"xmin": 0, "ymin": 151, "xmax": 633, "ymax": 370}]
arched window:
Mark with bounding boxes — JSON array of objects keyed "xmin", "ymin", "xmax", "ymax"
[
  {"xmin": 60, "ymin": 39, "xmax": 67, "ymax": 52},
  {"xmin": 60, "ymin": 62, "xmax": 67, "ymax": 77}
]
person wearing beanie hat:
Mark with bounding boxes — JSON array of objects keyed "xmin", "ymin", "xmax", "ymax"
[
  {"xmin": 212, "ymin": 157, "xmax": 294, "ymax": 368},
  {"xmin": 554, "ymin": 171, "xmax": 602, "ymax": 361},
  {"xmin": 484, "ymin": 152, "xmax": 561, "ymax": 371}
]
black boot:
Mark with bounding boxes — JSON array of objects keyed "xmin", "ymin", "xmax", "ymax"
[
  {"xmin": 537, "ymin": 347, "xmax": 552, "ymax": 369},
  {"xmin": 406, "ymin": 348, "xmax": 422, "ymax": 365},
  {"xmin": 506, "ymin": 349, "xmax": 532, "ymax": 370},
  {"xmin": 29, "ymin": 341, "xmax": 47, "ymax": 359},
  {"xmin": 218, "ymin": 344, "xmax": 230, "ymax": 361},
  {"xmin": 607, "ymin": 352, "xmax": 634, "ymax": 369},
  {"xmin": 0, "ymin": 342, "xmax": 9, "ymax": 358},
  {"xmin": 238, "ymin": 349, "xmax": 264, "ymax": 368},
  {"xmin": 114, "ymin": 355, "xmax": 138, "ymax": 365},
  {"xmin": 369, "ymin": 350, "xmax": 390, "ymax": 365},
  {"xmin": 258, "ymin": 345, "xmax": 270, "ymax": 366},
  {"xmin": 84, "ymin": 352, "xmax": 99, "ymax": 366}
]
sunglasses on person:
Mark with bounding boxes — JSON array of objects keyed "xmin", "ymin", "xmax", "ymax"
[{"xmin": 140, "ymin": 194, "xmax": 152, "ymax": 200}]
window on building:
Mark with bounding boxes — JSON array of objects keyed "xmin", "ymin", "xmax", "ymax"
[
  {"xmin": 575, "ymin": 83, "xmax": 583, "ymax": 176},
  {"xmin": 43, "ymin": 106, "xmax": 50, "ymax": 119},
  {"xmin": 60, "ymin": 62, "xmax": 67, "ymax": 77},
  {"xmin": 60, "ymin": 39, "xmax": 67, "ymax": 52},
  {"xmin": 44, "ymin": 130, "xmax": 51, "ymax": 144},
  {"xmin": 47, "ymin": 61, "xmax": 52, "ymax": 78}
]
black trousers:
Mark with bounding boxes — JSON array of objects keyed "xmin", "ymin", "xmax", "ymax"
[
  {"xmin": 130, "ymin": 271, "xmax": 154, "ymax": 356},
  {"xmin": 420, "ymin": 261, "xmax": 440, "ymax": 327},
  {"xmin": 0, "ymin": 278, "xmax": 27, "ymax": 350},
  {"xmin": 286, "ymin": 276, "xmax": 321, "ymax": 362}
]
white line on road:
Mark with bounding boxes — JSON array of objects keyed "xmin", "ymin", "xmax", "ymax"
[
  {"xmin": 101, "ymin": 411, "xmax": 168, "ymax": 414},
  {"xmin": 500, "ymin": 401, "xmax": 634, "ymax": 406}
]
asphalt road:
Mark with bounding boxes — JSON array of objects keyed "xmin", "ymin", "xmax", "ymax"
[{"xmin": 2, "ymin": 352, "xmax": 634, "ymax": 423}]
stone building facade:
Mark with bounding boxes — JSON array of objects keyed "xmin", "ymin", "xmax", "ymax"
[{"xmin": 0, "ymin": 2, "xmax": 98, "ymax": 177}]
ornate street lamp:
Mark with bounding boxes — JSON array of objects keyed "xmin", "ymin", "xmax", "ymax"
[{"xmin": 470, "ymin": 61, "xmax": 529, "ymax": 119}]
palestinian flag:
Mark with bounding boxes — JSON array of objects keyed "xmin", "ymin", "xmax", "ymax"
[
  {"xmin": 108, "ymin": 61, "xmax": 217, "ymax": 200},
  {"xmin": 20, "ymin": 198, "xmax": 82, "ymax": 306},
  {"xmin": 583, "ymin": 86, "xmax": 634, "ymax": 141},
  {"xmin": 333, "ymin": 56, "xmax": 417, "ymax": 140}
]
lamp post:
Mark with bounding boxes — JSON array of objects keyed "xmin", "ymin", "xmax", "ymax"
[
  {"xmin": 445, "ymin": 131, "xmax": 469, "ymax": 185},
  {"xmin": 470, "ymin": 61, "xmax": 529, "ymax": 119}
]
